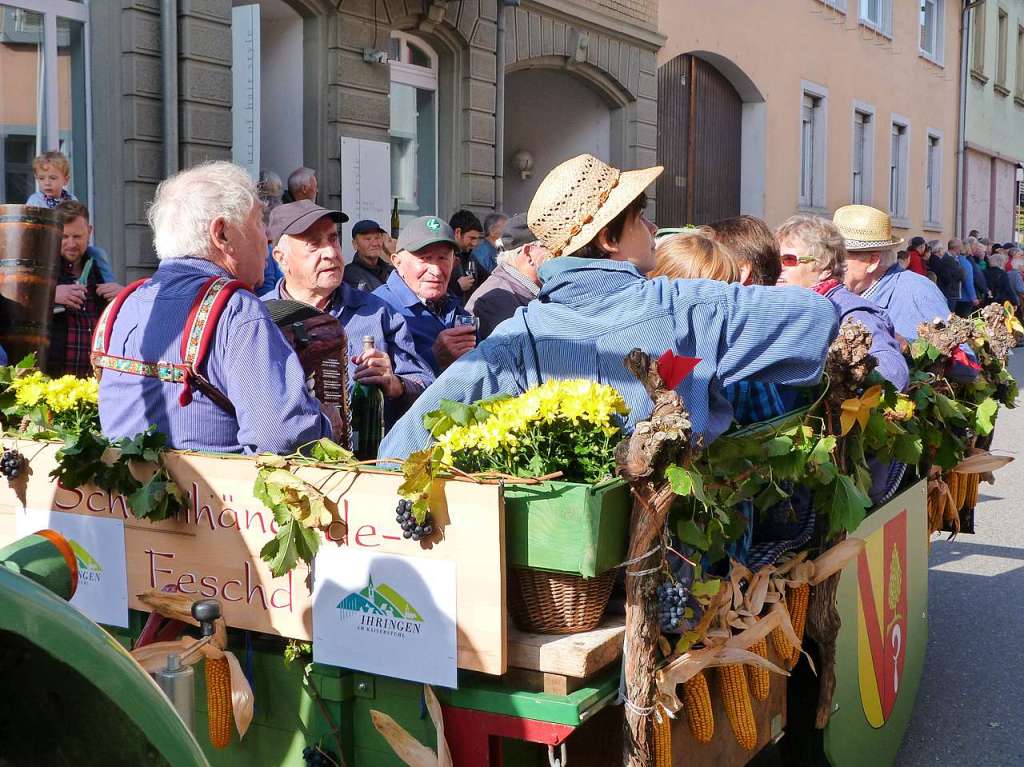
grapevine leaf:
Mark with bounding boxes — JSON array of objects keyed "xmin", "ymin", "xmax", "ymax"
[
  {"xmin": 50, "ymin": 430, "xmax": 110, "ymax": 489},
  {"xmin": 253, "ymin": 468, "xmax": 333, "ymax": 529},
  {"xmin": 127, "ymin": 473, "xmax": 174, "ymax": 521},
  {"xmin": 260, "ymin": 519, "xmax": 301, "ymax": 577},
  {"xmin": 974, "ymin": 398, "xmax": 999, "ymax": 436},
  {"xmin": 116, "ymin": 425, "xmax": 165, "ymax": 463},
  {"xmin": 308, "ymin": 438, "xmax": 355, "ymax": 463},
  {"xmin": 809, "ymin": 436, "xmax": 837, "ymax": 465},
  {"xmin": 934, "ymin": 393, "xmax": 967, "ymax": 424},
  {"xmin": 826, "ymin": 474, "xmax": 870, "ymax": 537},
  {"xmin": 676, "ymin": 519, "xmax": 708, "ymax": 550},
  {"xmin": 763, "ymin": 436, "xmax": 793, "ymax": 457},
  {"xmin": 666, "ymin": 465, "xmax": 705, "ymax": 502},
  {"xmin": 893, "ymin": 434, "xmax": 923, "ymax": 465},
  {"xmin": 690, "ymin": 578, "xmax": 722, "ymax": 598}
]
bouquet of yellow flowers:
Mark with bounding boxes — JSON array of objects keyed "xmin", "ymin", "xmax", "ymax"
[
  {"xmin": 431, "ymin": 379, "xmax": 628, "ymax": 484},
  {"xmin": 1, "ymin": 359, "xmax": 100, "ymax": 438}
]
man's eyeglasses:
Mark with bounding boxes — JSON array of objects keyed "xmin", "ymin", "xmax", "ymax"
[{"xmin": 780, "ymin": 253, "xmax": 817, "ymax": 267}]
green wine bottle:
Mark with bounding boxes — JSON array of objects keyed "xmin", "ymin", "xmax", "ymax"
[
  {"xmin": 351, "ymin": 335, "xmax": 385, "ymax": 460},
  {"xmin": 391, "ymin": 198, "xmax": 400, "ymax": 239}
]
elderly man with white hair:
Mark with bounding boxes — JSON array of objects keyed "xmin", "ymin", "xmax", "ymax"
[
  {"xmin": 94, "ymin": 161, "xmax": 336, "ymax": 453},
  {"xmin": 831, "ymin": 204, "xmax": 950, "ymax": 340},
  {"xmin": 262, "ymin": 200, "xmax": 433, "ymax": 426}
]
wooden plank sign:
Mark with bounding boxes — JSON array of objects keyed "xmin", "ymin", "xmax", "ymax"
[{"xmin": 0, "ymin": 440, "xmax": 507, "ymax": 675}]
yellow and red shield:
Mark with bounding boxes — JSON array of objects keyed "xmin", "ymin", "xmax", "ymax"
[{"xmin": 856, "ymin": 509, "xmax": 908, "ymax": 727}]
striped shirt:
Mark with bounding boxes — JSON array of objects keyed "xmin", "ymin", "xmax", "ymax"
[
  {"xmin": 379, "ymin": 257, "xmax": 839, "ymax": 460},
  {"xmin": 98, "ymin": 258, "xmax": 330, "ymax": 454}
]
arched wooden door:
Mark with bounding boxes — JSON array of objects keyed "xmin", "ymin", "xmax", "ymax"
[{"xmin": 656, "ymin": 54, "xmax": 742, "ymax": 226}]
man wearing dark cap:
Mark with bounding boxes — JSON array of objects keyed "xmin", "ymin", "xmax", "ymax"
[
  {"xmin": 344, "ymin": 219, "xmax": 394, "ymax": 292},
  {"xmin": 465, "ymin": 213, "xmax": 552, "ymax": 340},
  {"xmin": 373, "ymin": 216, "xmax": 475, "ymax": 374},
  {"xmin": 264, "ymin": 201, "xmax": 434, "ymax": 425}
]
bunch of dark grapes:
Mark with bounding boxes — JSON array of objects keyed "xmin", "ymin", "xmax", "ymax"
[
  {"xmin": 395, "ymin": 499, "xmax": 434, "ymax": 541},
  {"xmin": 301, "ymin": 745, "xmax": 338, "ymax": 766},
  {"xmin": 0, "ymin": 449, "xmax": 24, "ymax": 481},
  {"xmin": 657, "ymin": 579, "xmax": 687, "ymax": 633}
]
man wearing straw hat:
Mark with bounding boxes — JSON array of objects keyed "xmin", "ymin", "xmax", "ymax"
[
  {"xmin": 833, "ymin": 204, "xmax": 951, "ymax": 340},
  {"xmin": 379, "ymin": 154, "xmax": 839, "ymax": 459}
]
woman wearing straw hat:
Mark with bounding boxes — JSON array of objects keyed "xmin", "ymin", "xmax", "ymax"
[
  {"xmin": 832, "ymin": 204, "xmax": 951, "ymax": 341},
  {"xmin": 775, "ymin": 214, "xmax": 909, "ymax": 391},
  {"xmin": 379, "ymin": 154, "xmax": 839, "ymax": 460}
]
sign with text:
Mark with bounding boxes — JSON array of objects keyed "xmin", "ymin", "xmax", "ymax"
[
  {"xmin": 312, "ymin": 548, "xmax": 457, "ymax": 687},
  {"xmin": 0, "ymin": 441, "xmax": 506, "ymax": 675},
  {"xmin": 16, "ymin": 508, "xmax": 129, "ymax": 627}
]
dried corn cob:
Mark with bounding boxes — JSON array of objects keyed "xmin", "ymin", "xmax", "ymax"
[
  {"xmin": 943, "ymin": 488, "xmax": 960, "ymax": 535},
  {"xmin": 654, "ymin": 705, "xmax": 672, "ymax": 767},
  {"xmin": 770, "ymin": 624, "xmax": 791, "ymax": 665},
  {"xmin": 786, "ymin": 583, "xmax": 810, "ymax": 669},
  {"xmin": 206, "ymin": 656, "xmax": 232, "ymax": 749},
  {"xmin": 747, "ymin": 637, "xmax": 771, "ymax": 701},
  {"xmin": 718, "ymin": 664, "xmax": 757, "ymax": 750},
  {"xmin": 952, "ymin": 472, "xmax": 969, "ymax": 511},
  {"xmin": 965, "ymin": 473, "xmax": 980, "ymax": 509},
  {"xmin": 682, "ymin": 671, "xmax": 715, "ymax": 743}
]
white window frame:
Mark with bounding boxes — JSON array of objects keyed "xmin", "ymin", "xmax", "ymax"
[
  {"xmin": 1, "ymin": 0, "xmax": 93, "ymax": 205},
  {"xmin": 924, "ymin": 129, "xmax": 943, "ymax": 228},
  {"xmin": 919, "ymin": 0, "xmax": 945, "ymax": 65},
  {"xmin": 851, "ymin": 101, "xmax": 875, "ymax": 206},
  {"xmin": 889, "ymin": 115, "xmax": 910, "ymax": 226},
  {"xmin": 388, "ymin": 31, "xmax": 439, "ymax": 216},
  {"xmin": 860, "ymin": 0, "xmax": 893, "ymax": 38},
  {"xmin": 996, "ymin": 6, "xmax": 1010, "ymax": 90},
  {"xmin": 815, "ymin": 0, "xmax": 847, "ymax": 11},
  {"xmin": 799, "ymin": 81, "xmax": 829, "ymax": 212}
]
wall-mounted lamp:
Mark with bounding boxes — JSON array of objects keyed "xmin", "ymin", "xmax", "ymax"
[{"xmin": 512, "ymin": 149, "xmax": 534, "ymax": 181}]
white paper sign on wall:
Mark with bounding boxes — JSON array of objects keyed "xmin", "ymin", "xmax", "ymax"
[
  {"xmin": 312, "ymin": 547, "xmax": 457, "ymax": 688},
  {"xmin": 339, "ymin": 137, "xmax": 392, "ymax": 260},
  {"xmin": 15, "ymin": 508, "xmax": 130, "ymax": 628}
]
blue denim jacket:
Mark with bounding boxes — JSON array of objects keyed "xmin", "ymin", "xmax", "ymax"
[
  {"xmin": 373, "ymin": 270, "xmax": 470, "ymax": 375},
  {"xmin": 379, "ymin": 258, "xmax": 839, "ymax": 459}
]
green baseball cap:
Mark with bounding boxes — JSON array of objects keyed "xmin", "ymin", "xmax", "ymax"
[{"xmin": 397, "ymin": 215, "xmax": 458, "ymax": 253}]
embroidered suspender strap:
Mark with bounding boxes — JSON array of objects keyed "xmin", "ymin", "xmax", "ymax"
[
  {"xmin": 176, "ymin": 276, "xmax": 244, "ymax": 413},
  {"xmin": 91, "ymin": 278, "xmax": 149, "ymax": 359}
]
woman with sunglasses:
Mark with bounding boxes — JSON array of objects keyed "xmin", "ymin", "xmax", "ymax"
[{"xmin": 775, "ymin": 215, "xmax": 909, "ymax": 392}]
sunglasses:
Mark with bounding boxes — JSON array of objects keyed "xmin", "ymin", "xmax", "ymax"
[{"xmin": 780, "ymin": 253, "xmax": 817, "ymax": 267}]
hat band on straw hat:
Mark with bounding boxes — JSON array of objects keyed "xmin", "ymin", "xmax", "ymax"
[
  {"xmin": 552, "ymin": 170, "xmax": 621, "ymax": 257},
  {"xmin": 844, "ymin": 236, "xmax": 904, "ymax": 251}
]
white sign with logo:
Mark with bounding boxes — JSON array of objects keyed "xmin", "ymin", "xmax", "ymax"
[
  {"xmin": 312, "ymin": 547, "xmax": 457, "ymax": 688},
  {"xmin": 16, "ymin": 508, "xmax": 130, "ymax": 628}
]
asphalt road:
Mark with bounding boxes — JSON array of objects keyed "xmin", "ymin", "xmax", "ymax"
[{"xmin": 896, "ymin": 349, "xmax": 1024, "ymax": 766}]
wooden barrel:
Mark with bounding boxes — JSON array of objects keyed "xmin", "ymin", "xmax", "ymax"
[{"xmin": 0, "ymin": 205, "xmax": 62, "ymax": 367}]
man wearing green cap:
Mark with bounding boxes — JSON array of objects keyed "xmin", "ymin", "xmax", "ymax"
[{"xmin": 373, "ymin": 216, "xmax": 476, "ymax": 375}]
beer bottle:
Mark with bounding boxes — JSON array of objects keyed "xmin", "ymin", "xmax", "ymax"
[
  {"xmin": 390, "ymin": 198, "xmax": 400, "ymax": 239},
  {"xmin": 351, "ymin": 336, "xmax": 385, "ymax": 460}
]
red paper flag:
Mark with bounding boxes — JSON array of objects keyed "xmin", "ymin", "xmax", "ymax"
[{"xmin": 657, "ymin": 350, "xmax": 701, "ymax": 389}]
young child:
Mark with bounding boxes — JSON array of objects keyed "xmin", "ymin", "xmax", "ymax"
[{"xmin": 26, "ymin": 150, "xmax": 76, "ymax": 209}]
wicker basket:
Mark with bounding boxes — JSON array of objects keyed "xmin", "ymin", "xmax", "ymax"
[{"xmin": 508, "ymin": 566, "xmax": 616, "ymax": 634}]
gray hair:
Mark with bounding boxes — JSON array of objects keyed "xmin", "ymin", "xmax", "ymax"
[
  {"xmin": 148, "ymin": 161, "xmax": 258, "ymax": 261},
  {"xmin": 989, "ymin": 251, "xmax": 1009, "ymax": 269},
  {"xmin": 288, "ymin": 167, "xmax": 316, "ymax": 198},
  {"xmin": 258, "ymin": 169, "xmax": 284, "ymax": 202},
  {"xmin": 499, "ymin": 241, "xmax": 549, "ymax": 269},
  {"xmin": 483, "ymin": 212, "xmax": 508, "ymax": 235},
  {"xmin": 775, "ymin": 215, "xmax": 847, "ymax": 281},
  {"xmin": 876, "ymin": 248, "xmax": 898, "ymax": 270}
]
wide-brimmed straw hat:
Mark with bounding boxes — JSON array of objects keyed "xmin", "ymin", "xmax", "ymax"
[
  {"xmin": 528, "ymin": 154, "xmax": 663, "ymax": 258},
  {"xmin": 833, "ymin": 204, "xmax": 905, "ymax": 252}
]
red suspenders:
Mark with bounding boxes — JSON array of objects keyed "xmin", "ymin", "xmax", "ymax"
[{"xmin": 91, "ymin": 276, "xmax": 245, "ymax": 414}]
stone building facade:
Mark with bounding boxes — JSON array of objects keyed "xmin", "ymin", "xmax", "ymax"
[{"xmin": 73, "ymin": 0, "xmax": 662, "ymax": 280}]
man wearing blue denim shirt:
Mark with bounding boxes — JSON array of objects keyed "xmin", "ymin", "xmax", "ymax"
[
  {"xmin": 380, "ymin": 155, "xmax": 838, "ymax": 460},
  {"xmin": 265, "ymin": 201, "xmax": 434, "ymax": 426},
  {"xmin": 374, "ymin": 217, "xmax": 475, "ymax": 376}
]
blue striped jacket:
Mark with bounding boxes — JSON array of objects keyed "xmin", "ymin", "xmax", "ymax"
[{"xmin": 379, "ymin": 258, "xmax": 838, "ymax": 460}]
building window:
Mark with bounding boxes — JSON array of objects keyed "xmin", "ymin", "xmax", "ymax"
[
  {"xmin": 925, "ymin": 132, "xmax": 942, "ymax": 226},
  {"xmin": 860, "ymin": 0, "xmax": 893, "ymax": 37},
  {"xmin": 889, "ymin": 119, "xmax": 909, "ymax": 222},
  {"xmin": 920, "ymin": 0, "xmax": 944, "ymax": 63},
  {"xmin": 0, "ymin": 2, "xmax": 90, "ymax": 204},
  {"xmin": 971, "ymin": 2, "xmax": 987, "ymax": 78},
  {"xmin": 852, "ymin": 107, "xmax": 874, "ymax": 205},
  {"xmin": 1016, "ymin": 25, "xmax": 1024, "ymax": 99},
  {"xmin": 996, "ymin": 7, "xmax": 1010, "ymax": 92},
  {"xmin": 389, "ymin": 32, "xmax": 438, "ymax": 220},
  {"xmin": 800, "ymin": 89, "xmax": 827, "ymax": 210}
]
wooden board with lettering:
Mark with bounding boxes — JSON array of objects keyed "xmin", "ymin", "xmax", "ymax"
[{"xmin": 0, "ymin": 440, "xmax": 507, "ymax": 675}]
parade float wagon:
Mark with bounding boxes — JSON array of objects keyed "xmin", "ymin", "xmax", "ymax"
[{"xmin": 0, "ymin": 206, "xmax": 1017, "ymax": 767}]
